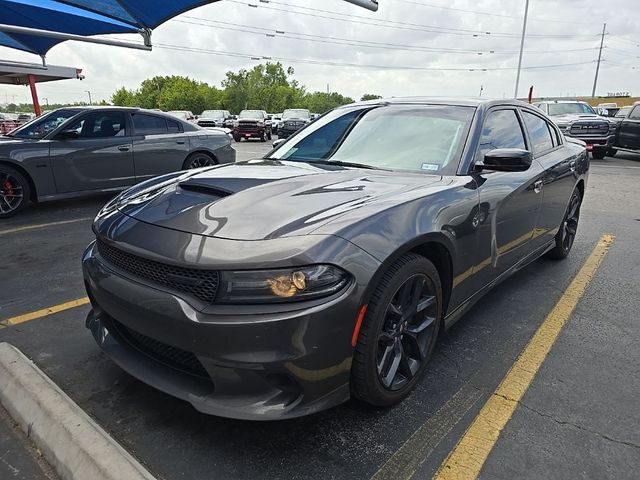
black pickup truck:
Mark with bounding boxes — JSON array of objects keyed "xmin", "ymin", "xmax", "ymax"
[{"xmin": 610, "ymin": 103, "xmax": 640, "ymax": 156}]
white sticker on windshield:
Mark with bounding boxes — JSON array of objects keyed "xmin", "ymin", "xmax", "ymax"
[{"xmin": 421, "ymin": 163, "xmax": 439, "ymax": 171}]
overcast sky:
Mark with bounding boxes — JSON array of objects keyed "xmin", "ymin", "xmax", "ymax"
[{"xmin": 0, "ymin": 0, "xmax": 638, "ymax": 106}]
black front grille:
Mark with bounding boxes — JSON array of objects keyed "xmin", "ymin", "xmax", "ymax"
[
  {"xmin": 570, "ymin": 122, "xmax": 609, "ymax": 136},
  {"xmin": 110, "ymin": 319, "xmax": 209, "ymax": 378},
  {"xmin": 96, "ymin": 240, "xmax": 219, "ymax": 304},
  {"xmin": 198, "ymin": 120, "xmax": 219, "ymax": 127}
]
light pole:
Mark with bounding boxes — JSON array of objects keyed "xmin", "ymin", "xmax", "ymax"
[
  {"xmin": 592, "ymin": 23, "xmax": 606, "ymax": 98},
  {"xmin": 85, "ymin": 90, "xmax": 92, "ymax": 105},
  {"xmin": 514, "ymin": 0, "xmax": 530, "ymax": 98}
]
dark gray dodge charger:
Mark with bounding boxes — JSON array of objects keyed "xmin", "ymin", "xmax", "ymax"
[
  {"xmin": 83, "ymin": 98, "xmax": 588, "ymax": 420},
  {"xmin": 0, "ymin": 107, "xmax": 235, "ymax": 217}
]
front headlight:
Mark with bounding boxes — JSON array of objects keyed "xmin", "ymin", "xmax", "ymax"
[{"xmin": 217, "ymin": 265, "xmax": 350, "ymax": 304}]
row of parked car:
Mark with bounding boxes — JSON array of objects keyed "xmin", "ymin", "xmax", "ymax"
[
  {"xmin": 191, "ymin": 108, "xmax": 318, "ymax": 142},
  {"xmin": 0, "ymin": 112, "xmax": 36, "ymax": 134},
  {"xmin": 533, "ymin": 100, "xmax": 640, "ymax": 159}
]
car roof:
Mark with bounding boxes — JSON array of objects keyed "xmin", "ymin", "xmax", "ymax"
[
  {"xmin": 345, "ymin": 96, "xmax": 535, "ymax": 109},
  {"xmin": 535, "ymin": 100, "xmax": 588, "ymax": 104}
]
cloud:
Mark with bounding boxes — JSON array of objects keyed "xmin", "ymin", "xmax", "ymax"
[{"xmin": 1, "ymin": 0, "xmax": 638, "ymax": 106}]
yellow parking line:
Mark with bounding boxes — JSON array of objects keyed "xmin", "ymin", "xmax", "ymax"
[
  {"xmin": 434, "ymin": 234, "xmax": 615, "ymax": 480},
  {"xmin": 0, "ymin": 297, "xmax": 90, "ymax": 328},
  {"xmin": 0, "ymin": 217, "xmax": 93, "ymax": 236}
]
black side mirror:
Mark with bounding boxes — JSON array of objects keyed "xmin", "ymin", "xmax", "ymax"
[
  {"xmin": 479, "ymin": 148, "xmax": 532, "ymax": 172},
  {"xmin": 273, "ymin": 138, "xmax": 286, "ymax": 148},
  {"xmin": 59, "ymin": 129, "xmax": 80, "ymax": 140}
]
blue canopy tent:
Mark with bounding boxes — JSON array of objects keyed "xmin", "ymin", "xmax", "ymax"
[{"xmin": 0, "ymin": 0, "xmax": 378, "ymax": 113}]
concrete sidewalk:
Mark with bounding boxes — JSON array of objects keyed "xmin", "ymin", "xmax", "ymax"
[{"xmin": 0, "ymin": 404, "xmax": 57, "ymax": 480}]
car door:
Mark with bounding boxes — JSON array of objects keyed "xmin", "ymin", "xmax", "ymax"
[
  {"xmin": 131, "ymin": 113, "xmax": 190, "ymax": 182},
  {"xmin": 49, "ymin": 110, "xmax": 134, "ymax": 193},
  {"xmin": 520, "ymin": 109, "xmax": 576, "ymax": 250},
  {"xmin": 472, "ymin": 107, "xmax": 544, "ymax": 287},
  {"xmin": 617, "ymin": 105, "xmax": 640, "ymax": 149}
]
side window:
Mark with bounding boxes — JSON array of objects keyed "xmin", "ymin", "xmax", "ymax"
[
  {"xmin": 522, "ymin": 111, "xmax": 554, "ymax": 155},
  {"xmin": 167, "ymin": 119, "xmax": 181, "ymax": 133},
  {"xmin": 629, "ymin": 106, "xmax": 640, "ymax": 120},
  {"xmin": 65, "ymin": 112, "xmax": 126, "ymax": 139},
  {"xmin": 133, "ymin": 114, "xmax": 168, "ymax": 135},
  {"xmin": 478, "ymin": 109, "xmax": 526, "ymax": 159}
]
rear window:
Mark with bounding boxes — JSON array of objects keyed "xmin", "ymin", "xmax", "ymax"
[
  {"xmin": 522, "ymin": 111, "xmax": 555, "ymax": 155},
  {"xmin": 133, "ymin": 114, "xmax": 168, "ymax": 135}
]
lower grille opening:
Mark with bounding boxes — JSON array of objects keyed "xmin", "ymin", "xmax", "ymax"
[{"xmin": 109, "ymin": 319, "xmax": 209, "ymax": 379}]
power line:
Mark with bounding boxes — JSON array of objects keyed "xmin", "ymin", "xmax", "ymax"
[
  {"xmin": 228, "ymin": 0, "xmax": 601, "ymax": 39},
  {"xmin": 394, "ymin": 0, "xmax": 600, "ymax": 25},
  {"xmin": 177, "ymin": 17, "xmax": 601, "ymax": 56},
  {"xmin": 154, "ymin": 42, "xmax": 596, "ymax": 72}
]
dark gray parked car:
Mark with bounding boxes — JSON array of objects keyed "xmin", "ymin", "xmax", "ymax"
[
  {"xmin": 83, "ymin": 98, "xmax": 588, "ymax": 420},
  {"xmin": 0, "ymin": 107, "xmax": 235, "ymax": 217}
]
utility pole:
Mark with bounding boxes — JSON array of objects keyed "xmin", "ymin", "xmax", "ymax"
[
  {"xmin": 592, "ymin": 23, "xmax": 606, "ymax": 98},
  {"xmin": 479, "ymin": 85, "xmax": 484, "ymax": 97},
  {"xmin": 514, "ymin": 0, "xmax": 530, "ymax": 98},
  {"xmin": 85, "ymin": 90, "xmax": 92, "ymax": 105}
]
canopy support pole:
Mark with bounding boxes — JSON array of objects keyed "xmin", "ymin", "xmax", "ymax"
[
  {"xmin": 27, "ymin": 74, "xmax": 41, "ymax": 116},
  {"xmin": 0, "ymin": 23, "xmax": 152, "ymax": 51}
]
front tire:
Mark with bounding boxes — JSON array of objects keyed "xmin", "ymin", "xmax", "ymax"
[
  {"xmin": 592, "ymin": 149, "xmax": 606, "ymax": 160},
  {"xmin": 547, "ymin": 188, "xmax": 582, "ymax": 260},
  {"xmin": 607, "ymin": 148, "xmax": 617, "ymax": 158},
  {"xmin": 233, "ymin": 135, "xmax": 241, "ymax": 142},
  {"xmin": 0, "ymin": 165, "xmax": 30, "ymax": 218},
  {"xmin": 351, "ymin": 253, "xmax": 442, "ymax": 407}
]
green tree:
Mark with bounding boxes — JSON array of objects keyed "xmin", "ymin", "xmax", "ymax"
[
  {"xmin": 303, "ymin": 92, "xmax": 354, "ymax": 113},
  {"xmin": 361, "ymin": 93, "xmax": 382, "ymax": 101},
  {"xmin": 111, "ymin": 87, "xmax": 138, "ymax": 107}
]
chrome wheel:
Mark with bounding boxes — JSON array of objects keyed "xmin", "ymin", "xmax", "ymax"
[
  {"xmin": 376, "ymin": 274, "xmax": 438, "ymax": 391},
  {"xmin": 0, "ymin": 172, "xmax": 24, "ymax": 215}
]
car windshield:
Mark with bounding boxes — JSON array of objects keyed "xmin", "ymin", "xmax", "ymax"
[
  {"xmin": 201, "ymin": 110, "xmax": 226, "ymax": 119},
  {"xmin": 268, "ymin": 105, "xmax": 475, "ymax": 175},
  {"xmin": 548, "ymin": 103, "xmax": 595, "ymax": 116},
  {"xmin": 616, "ymin": 106, "xmax": 632, "ymax": 118},
  {"xmin": 5, "ymin": 109, "xmax": 79, "ymax": 139},
  {"xmin": 239, "ymin": 111, "xmax": 264, "ymax": 120},
  {"xmin": 283, "ymin": 110, "xmax": 311, "ymax": 120}
]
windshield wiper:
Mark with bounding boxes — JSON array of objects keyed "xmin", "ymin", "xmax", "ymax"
[{"xmin": 306, "ymin": 160, "xmax": 391, "ymax": 171}]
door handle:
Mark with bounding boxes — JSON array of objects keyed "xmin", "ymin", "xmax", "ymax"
[
  {"xmin": 176, "ymin": 141, "xmax": 186, "ymax": 145},
  {"xmin": 118, "ymin": 145, "xmax": 130, "ymax": 151},
  {"xmin": 534, "ymin": 180, "xmax": 543, "ymax": 194}
]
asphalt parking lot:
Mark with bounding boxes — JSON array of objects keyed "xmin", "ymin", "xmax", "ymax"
[{"xmin": 1, "ymin": 141, "xmax": 639, "ymax": 479}]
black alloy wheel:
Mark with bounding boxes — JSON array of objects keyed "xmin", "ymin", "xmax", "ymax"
[
  {"xmin": 548, "ymin": 188, "xmax": 582, "ymax": 260},
  {"xmin": 183, "ymin": 153, "xmax": 216, "ymax": 170},
  {"xmin": 352, "ymin": 253, "xmax": 442, "ymax": 406},
  {"xmin": 0, "ymin": 166, "xmax": 30, "ymax": 218}
]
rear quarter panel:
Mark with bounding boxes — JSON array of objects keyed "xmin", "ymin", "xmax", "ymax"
[{"xmin": 187, "ymin": 133, "xmax": 236, "ymax": 164}]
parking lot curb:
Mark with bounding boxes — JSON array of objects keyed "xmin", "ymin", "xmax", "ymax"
[{"xmin": 0, "ymin": 342, "xmax": 157, "ymax": 480}]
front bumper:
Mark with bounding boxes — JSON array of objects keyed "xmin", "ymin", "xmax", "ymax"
[
  {"xmin": 233, "ymin": 127, "xmax": 266, "ymax": 139},
  {"xmin": 564, "ymin": 133, "xmax": 615, "ymax": 151},
  {"xmin": 82, "ymin": 231, "xmax": 378, "ymax": 420}
]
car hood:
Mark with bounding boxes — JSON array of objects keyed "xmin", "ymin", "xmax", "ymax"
[
  {"xmin": 117, "ymin": 160, "xmax": 442, "ymax": 240},
  {"xmin": 551, "ymin": 114, "xmax": 613, "ymax": 125}
]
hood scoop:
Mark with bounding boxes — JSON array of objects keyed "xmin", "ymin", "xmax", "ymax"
[{"xmin": 177, "ymin": 177, "xmax": 277, "ymax": 197}]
